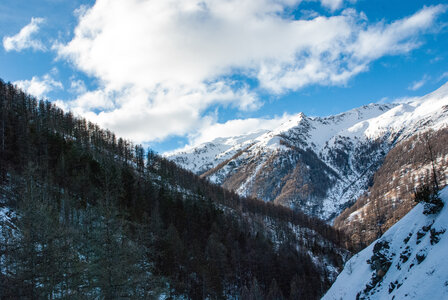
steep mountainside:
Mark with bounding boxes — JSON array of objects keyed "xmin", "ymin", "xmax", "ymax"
[
  {"xmin": 334, "ymin": 128, "xmax": 448, "ymax": 248},
  {"xmin": 0, "ymin": 79, "xmax": 349, "ymax": 299},
  {"xmin": 323, "ymin": 187, "xmax": 448, "ymax": 300},
  {"xmin": 168, "ymin": 82, "xmax": 448, "ymax": 221}
]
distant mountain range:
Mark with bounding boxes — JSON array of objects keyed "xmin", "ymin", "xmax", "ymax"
[{"xmin": 168, "ymin": 82, "xmax": 448, "ymax": 243}]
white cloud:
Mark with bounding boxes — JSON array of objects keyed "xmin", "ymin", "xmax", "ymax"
[
  {"xmin": 55, "ymin": 1, "xmax": 447, "ymax": 144},
  {"xmin": 408, "ymin": 74, "xmax": 430, "ymax": 91},
  {"xmin": 3, "ymin": 17, "xmax": 46, "ymax": 52},
  {"xmin": 14, "ymin": 74, "xmax": 63, "ymax": 99},
  {"xmin": 351, "ymin": 6, "xmax": 446, "ymax": 61},
  {"xmin": 192, "ymin": 114, "xmax": 293, "ymax": 145},
  {"xmin": 62, "ymin": 81, "xmax": 259, "ymax": 143},
  {"xmin": 320, "ymin": 0, "xmax": 344, "ymax": 11},
  {"xmin": 305, "ymin": 0, "xmax": 356, "ymax": 12},
  {"xmin": 69, "ymin": 79, "xmax": 88, "ymax": 94}
]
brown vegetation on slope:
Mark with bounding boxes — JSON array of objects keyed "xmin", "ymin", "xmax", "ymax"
[
  {"xmin": 334, "ymin": 128, "xmax": 448, "ymax": 249},
  {"xmin": 200, "ymin": 143, "xmax": 255, "ymax": 178}
]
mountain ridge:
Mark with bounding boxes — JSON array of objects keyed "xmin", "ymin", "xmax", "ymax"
[{"xmin": 167, "ymin": 82, "xmax": 448, "ymax": 222}]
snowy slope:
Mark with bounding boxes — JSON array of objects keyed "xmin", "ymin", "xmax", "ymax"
[
  {"xmin": 169, "ymin": 103, "xmax": 396, "ymax": 173},
  {"xmin": 323, "ymin": 187, "xmax": 448, "ymax": 300},
  {"xmin": 167, "ymin": 130, "xmax": 269, "ymax": 174},
  {"xmin": 170, "ymin": 82, "xmax": 448, "ymax": 167},
  {"xmin": 167, "ymin": 82, "xmax": 448, "ymax": 220},
  {"xmin": 363, "ymin": 82, "xmax": 448, "ymax": 140}
]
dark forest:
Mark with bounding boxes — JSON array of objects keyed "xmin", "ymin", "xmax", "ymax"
[{"xmin": 0, "ymin": 80, "xmax": 349, "ymax": 299}]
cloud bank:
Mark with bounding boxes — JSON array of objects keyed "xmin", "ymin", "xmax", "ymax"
[{"xmin": 55, "ymin": 0, "xmax": 446, "ymax": 145}]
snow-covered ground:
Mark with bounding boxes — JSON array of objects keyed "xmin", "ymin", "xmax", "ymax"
[
  {"xmin": 166, "ymin": 129, "xmax": 269, "ymax": 174},
  {"xmin": 323, "ymin": 187, "xmax": 448, "ymax": 300}
]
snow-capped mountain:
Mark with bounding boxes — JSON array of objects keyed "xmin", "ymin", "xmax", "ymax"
[
  {"xmin": 323, "ymin": 186, "xmax": 448, "ymax": 300},
  {"xmin": 167, "ymin": 82, "xmax": 448, "ymax": 221}
]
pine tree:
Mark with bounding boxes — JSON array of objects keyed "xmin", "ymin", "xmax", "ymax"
[
  {"xmin": 267, "ymin": 278, "xmax": 285, "ymax": 300},
  {"xmin": 249, "ymin": 277, "xmax": 265, "ymax": 300},
  {"xmin": 289, "ymin": 275, "xmax": 302, "ymax": 300}
]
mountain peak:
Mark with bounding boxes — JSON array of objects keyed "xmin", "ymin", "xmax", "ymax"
[{"xmin": 167, "ymin": 83, "xmax": 448, "ymax": 220}]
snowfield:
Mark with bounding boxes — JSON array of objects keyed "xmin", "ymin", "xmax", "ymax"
[{"xmin": 322, "ymin": 186, "xmax": 448, "ymax": 300}]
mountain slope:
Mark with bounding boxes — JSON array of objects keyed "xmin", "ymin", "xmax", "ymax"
[
  {"xmin": 334, "ymin": 127, "xmax": 448, "ymax": 247},
  {"xmin": 170, "ymin": 104, "xmax": 396, "ymax": 221},
  {"xmin": 168, "ymin": 82, "xmax": 448, "ymax": 221},
  {"xmin": 323, "ymin": 186, "xmax": 448, "ymax": 300}
]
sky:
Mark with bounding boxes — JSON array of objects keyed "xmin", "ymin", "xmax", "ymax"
[{"xmin": 1, "ymin": 0, "xmax": 448, "ymax": 153}]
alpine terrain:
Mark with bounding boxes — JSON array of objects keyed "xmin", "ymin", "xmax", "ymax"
[
  {"xmin": 3, "ymin": 0, "xmax": 448, "ymax": 299},
  {"xmin": 168, "ymin": 82, "xmax": 448, "ymax": 245},
  {"xmin": 323, "ymin": 186, "xmax": 448, "ymax": 300}
]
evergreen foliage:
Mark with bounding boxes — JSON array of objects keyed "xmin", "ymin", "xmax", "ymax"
[{"xmin": 414, "ymin": 183, "xmax": 444, "ymax": 215}]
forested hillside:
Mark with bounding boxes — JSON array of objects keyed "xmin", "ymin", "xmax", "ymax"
[
  {"xmin": 0, "ymin": 80, "xmax": 349, "ymax": 299},
  {"xmin": 334, "ymin": 128, "xmax": 448, "ymax": 249}
]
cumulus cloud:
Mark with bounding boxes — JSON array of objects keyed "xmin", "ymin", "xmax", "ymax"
[
  {"xmin": 14, "ymin": 74, "xmax": 63, "ymax": 99},
  {"xmin": 351, "ymin": 6, "xmax": 446, "ymax": 61},
  {"xmin": 55, "ymin": 0, "xmax": 447, "ymax": 144},
  {"xmin": 61, "ymin": 81, "xmax": 259, "ymax": 143},
  {"xmin": 3, "ymin": 17, "xmax": 46, "ymax": 52}
]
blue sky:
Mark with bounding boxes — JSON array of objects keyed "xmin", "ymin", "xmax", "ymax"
[{"xmin": 1, "ymin": 0, "xmax": 448, "ymax": 153}]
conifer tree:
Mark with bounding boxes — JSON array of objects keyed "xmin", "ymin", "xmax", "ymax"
[{"xmin": 267, "ymin": 278, "xmax": 285, "ymax": 300}]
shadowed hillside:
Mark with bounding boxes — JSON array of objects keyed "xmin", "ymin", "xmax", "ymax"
[{"xmin": 0, "ymin": 79, "xmax": 349, "ymax": 299}]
